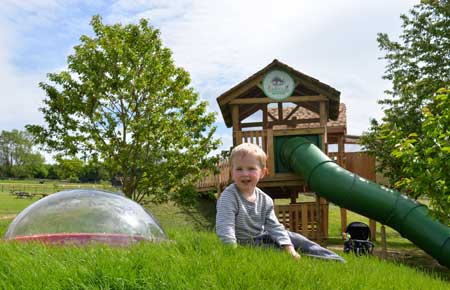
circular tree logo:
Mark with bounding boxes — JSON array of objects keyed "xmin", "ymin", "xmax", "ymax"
[{"xmin": 261, "ymin": 70, "xmax": 295, "ymax": 101}]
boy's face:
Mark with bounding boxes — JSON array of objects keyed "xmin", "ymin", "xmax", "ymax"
[{"xmin": 231, "ymin": 153, "xmax": 267, "ymax": 195}]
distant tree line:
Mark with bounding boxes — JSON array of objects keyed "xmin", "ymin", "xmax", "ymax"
[{"xmin": 0, "ymin": 129, "xmax": 111, "ymax": 182}]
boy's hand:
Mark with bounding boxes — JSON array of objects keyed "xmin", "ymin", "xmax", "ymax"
[{"xmin": 284, "ymin": 245, "xmax": 301, "ymax": 260}]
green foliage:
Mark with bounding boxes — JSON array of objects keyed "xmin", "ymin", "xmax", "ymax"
[
  {"xmin": 391, "ymin": 88, "xmax": 450, "ymax": 225},
  {"xmin": 0, "ymin": 130, "xmax": 46, "ymax": 179},
  {"xmin": 53, "ymin": 156, "xmax": 84, "ymax": 181},
  {"xmin": 79, "ymin": 160, "xmax": 111, "ymax": 182},
  {"xmin": 361, "ymin": 2, "xmax": 449, "ymax": 194},
  {"xmin": 26, "ymin": 15, "xmax": 219, "ymax": 203}
]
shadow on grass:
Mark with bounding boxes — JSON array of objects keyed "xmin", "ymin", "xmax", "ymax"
[
  {"xmin": 178, "ymin": 195, "xmax": 216, "ymax": 231},
  {"xmin": 373, "ymin": 248, "xmax": 450, "ymax": 281},
  {"xmin": 143, "ymin": 194, "xmax": 217, "ymax": 233},
  {"xmin": 327, "ymin": 237, "xmax": 450, "ymax": 281}
]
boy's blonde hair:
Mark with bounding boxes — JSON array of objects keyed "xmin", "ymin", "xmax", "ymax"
[{"xmin": 230, "ymin": 143, "xmax": 267, "ymax": 169}]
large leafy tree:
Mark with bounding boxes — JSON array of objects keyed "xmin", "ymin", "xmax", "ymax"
[
  {"xmin": 391, "ymin": 88, "xmax": 449, "ymax": 225},
  {"xmin": 27, "ymin": 15, "xmax": 219, "ymax": 203},
  {"xmin": 0, "ymin": 130, "xmax": 46, "ymax": 178},
  {"xmin": 361, "ymin": 1, "xmax": 449, "ymax": 184}
]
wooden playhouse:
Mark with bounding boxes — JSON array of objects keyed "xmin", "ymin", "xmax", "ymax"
[{"xmin": 197, "ymin": 59, "xmax": 376, "ymax": 242}]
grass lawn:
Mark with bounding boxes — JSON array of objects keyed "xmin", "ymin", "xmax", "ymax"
[
  {"xmin": 0, "ymin": 186, "xmax": 449, "ymax": 288},
  {"xmin": 1, "ymin": 230, "xmax": 449, "ymax": 290},
  {"xmin": 0, "ymin": 193, "xmax": 36, "ymax": 216}
]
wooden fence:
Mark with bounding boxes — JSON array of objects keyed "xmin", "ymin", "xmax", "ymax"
[
  {"xmin": 0, "ymin": 183, "xmax": 114, "ymax": 195},
  {"xmin": 275, "ymin": 201, "xmax": 329, "ymax": 241}
]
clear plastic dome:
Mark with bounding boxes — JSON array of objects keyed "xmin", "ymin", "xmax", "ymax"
[{"xmin": 4, "ymin": 189, "xmax": 167, "ymax": 246}]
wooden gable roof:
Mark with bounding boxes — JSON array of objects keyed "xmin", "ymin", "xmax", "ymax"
[{"xmin": 217, "ymin": 59, "xmax": 341, "ymax": 128}]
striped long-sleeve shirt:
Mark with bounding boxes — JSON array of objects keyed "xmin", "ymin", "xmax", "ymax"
[{"xmin": 216, "ymin": 183, "xmax": 292, "ymax": 246}]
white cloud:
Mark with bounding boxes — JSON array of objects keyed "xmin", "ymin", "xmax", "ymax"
[
  {"xmin": 0, "ymin": 9, "xmax": 46, "ymax": 131},
  {"xmin": 0, "ymin": 0, "xmax": 421, "ymax": 152},
  {"xmin": 139, "ymin": 0, "xmax": 419, "ymax": 137}
]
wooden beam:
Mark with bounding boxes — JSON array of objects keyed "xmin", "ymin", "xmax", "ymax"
[
  {"xmin": 239, "ymin": 104, "xmax": 264, "ymax": 123},
  {"xmin": 267, "ymin": 111, "xmax": 278, "ymax": 121},
  {"xmin": 259, "ymin": 179, "xmax": 305, "ymax": 187},
  {"xmin": 234, "ymin": 131, "xmax": 242, "ymax": 146},
  {"xmin": 231, "ymin": 105, "xmax": 240, "ymax": 131},
  {"xmin": 262, "ymin": 105, "xmax": 268, "ymax": 129},
  {"xmin": 241, "ymin": 122, "xmax": 263, "ymax": 128},
  {"xmin": 278, "ymin": 103, "xmax": 283, "ymax": 121},
  {"xmin": 266, "ymin": 129, "xmax": 274, "ymax": 177},
  {"xmin": 284, "ymin": 104, "xmax": 301, "ymax": 120},
  {"xmin": 272, "ymin": 127, "xmax": 325, "ymax": 136},
  {"xmin": 231, "ymin": 105, "xmax": 240, "ymax": 146},
  {"xmin": 320, "ymin": 101, "xmax": 328, "ymax": 151},
  {"xmin": 229, "ymin": 95, "xmax": 327, "ymax": 105},
  {"xmin": 242, "ymin": 118, "xmax": 327, "ymax": 129},
  {"xmin": 262, "ymin": 173, "xmax": 304, "ymax": 182},
  {"xmin": 278, "ymin": 118, "xmax": 320, "ymax": 125},
  {"xmin": 218, "ymin": 77, "xmax": 263, "ymax": 106},
  {"xmin": 327, "ymin": 126, "xmax": 346, "ymax": 134},
  {"xmin": 338, "ymin": 134, "xmax": 345, "ymax": 167},
  {"xmin": 268, "ymin": 118, "xmax": 320, "ymax": 127}
]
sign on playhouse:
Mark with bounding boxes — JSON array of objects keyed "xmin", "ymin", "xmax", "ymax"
[{"xmin": 261, "ymin": 69, "xmax": 295, "ymax": 101}]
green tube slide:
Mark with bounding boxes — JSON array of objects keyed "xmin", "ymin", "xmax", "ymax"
[{"xmin": 280, "ymin": 137, "xmax": 450, "ymax": 268}]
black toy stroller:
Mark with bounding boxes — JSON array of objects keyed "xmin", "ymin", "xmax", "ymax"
[{"xmin": 343, "ymin": 221, "xmax": 374, "ymax": 255}]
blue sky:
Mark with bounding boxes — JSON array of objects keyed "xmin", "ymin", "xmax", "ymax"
[{"xmin": 0, "ymin": 0, "xmax": 419, "ymax": 159}]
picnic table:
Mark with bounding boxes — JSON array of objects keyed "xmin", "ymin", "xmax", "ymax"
[{"xmin": 13, "ymin": 191, "xmax": 33, "ymax": 199}]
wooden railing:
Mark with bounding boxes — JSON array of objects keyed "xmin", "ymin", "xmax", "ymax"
[
  {"xmin": 234, "ymin": 130, "xmax": 268, "ymax": 150},
  {"xmin": 275, "ymin": 201, "xmax": 329, "ymax": 241},
  {"xmin": 196, "ymin": 161, "xmax": 231, "ymax": 193}
]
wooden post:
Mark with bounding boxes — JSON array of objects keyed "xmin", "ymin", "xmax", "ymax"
[
  {"xmin": 277, "ymin": 102, "xmax": 283, "ymax": 120},
  {"xmin": 338, "ymin": 135, "xmax": 345, "ymax": 167},
  {"xmin": 369, "ymin": 219, "xmax": 377, "ymax": 241},
  {"xmin": 319, "ymin": 100, "xmax": 328, "ymax": 152},
  {"xmin": 301, "ymin": 203, "xmax": 308, "ymax": 236},
  {"xmin": 290, "ymin": 189, "xmax": 297, "ymax": 204},
  {"xmin": 231, "ymin": 105, "xmax": 240, "ymax": 145},
  {"xmin": 262, "ymin": 105, "xmax": 268, "ymax": 129},
  {"xmin": 321, "ymin": 197, "xmax": 329, "ymax": 241},
  {"xmin": 289, "ymin": 205, "xmax": 296, "ymax": 233},
  {"xmin": 381, "ymin": 225, "xmax": 387, "ymax": 258},
  {"xmin": 266, "ymin": 129, "xmax": 275, "ymax": 177},
  {"xmin": 315, "ymin": 194, "xmax": 322, "ymax": 240},
  {"xmin": 340, "ymin": 208, "xmax": 347, "ymax": 237}
]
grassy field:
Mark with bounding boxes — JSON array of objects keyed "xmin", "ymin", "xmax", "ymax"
[
  {"xmin": 0, "ymin": 186, "xmax": 449, "ymax": 289},
  {"xmin": 1, "ymin": 230, "xmax": 449, "ymax": 290}
]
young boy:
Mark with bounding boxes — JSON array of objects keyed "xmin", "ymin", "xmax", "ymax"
[{"xmin": 216, "ymin": 143, "xmax": 344, "ymax": 262}]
